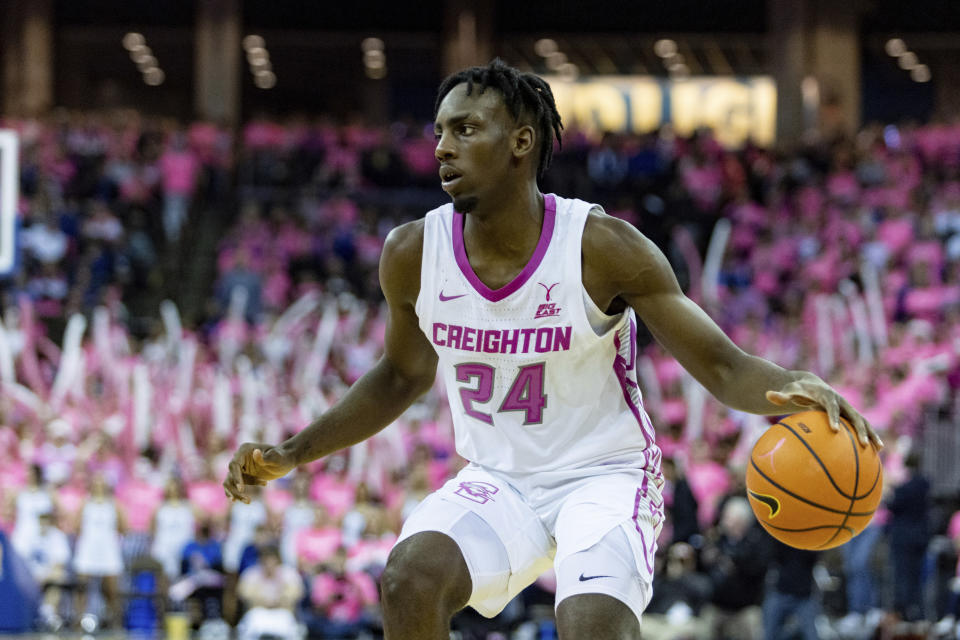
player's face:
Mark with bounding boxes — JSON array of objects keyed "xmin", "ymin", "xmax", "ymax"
[{"xmin": 434, "ymin": 83, "xmax": 517, "ymax": 213}]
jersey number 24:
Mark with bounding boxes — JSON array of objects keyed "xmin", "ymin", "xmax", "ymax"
[{"xmin": 454, "ymin": 362, "xmax": 546, "ymax": 426}]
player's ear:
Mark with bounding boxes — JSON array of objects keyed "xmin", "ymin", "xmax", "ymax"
[{"xmin": 512, "ymin": 125, "xmax": 536, "ymax": 160}]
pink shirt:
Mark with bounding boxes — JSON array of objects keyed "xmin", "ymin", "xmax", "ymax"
[
  {"xmin": 116, "ymin": 480, "xmax": 164, "ymax": 533},
  {"xmin": 310, "ymin": 571, "xmax": 378, "ymax": 622},
  {"xmin": 310, "ymin": 474, "xmax": 355, "ymax": 520},
  {"xmin": 160, "ymin": 149, "xmax": 200, "ymax": 195},
  {"xmin": 295, "ymin": 527, "xmax": 342, "ymax": 567},
  {"xmin": 188, "ymin": 481, "xmax": 230, "ymax": 519}
]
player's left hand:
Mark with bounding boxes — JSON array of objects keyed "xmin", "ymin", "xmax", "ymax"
[{"xmin": 765, "ymin": 377, "xmax": 883, "ymax": 449}]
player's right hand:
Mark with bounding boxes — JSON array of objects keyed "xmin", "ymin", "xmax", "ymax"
[{"xmin": 223, "ymin": 442, "xmax": 295, "ymax": 504}]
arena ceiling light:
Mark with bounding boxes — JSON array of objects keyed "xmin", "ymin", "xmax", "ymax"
[
  {"xmin": 143, "ymin": 67, "xmax": 165, "ymax": 86},
  {"xmin": 534, "ymin": 38, "xmax": 558, "ymax": 57},
  {"xmin": 884, "ymin": 38, "xmax": 907, "ymax": 57},
  {"xmin": 361, "ymin": 37, "xmax": 384, "ymax": 53},
  {"xmin": 545, "ymin": 51, "xmax": 567, "ymax": 71},
  {"xmin": 898, "ymin": 51, "xmax": 919, "ymax": 70},
  {"xmin": 670, "ymin": 63, "xmax": 690, "ymax": 80},
  {"xmin": 654, "ymin": 39, "xmax": 678, "ymax": 58},
  {"xmin": 122, "ymin": 32, "xmax": 145, "ymax": 51},
  {"xmin": 244, "ymin": 35, "xmax": 276, "ymax": 89},
  {"xmin": 122, "ymin": 34, "xmax": 165, "ymax": 86},
  {"xmin": 911, "ymin": 64, "xmax": 931, "ymax": 83},
  {"xmin": 254, "ymin": 70, "xmax": 277, "ymax": 89},
  {"xmin": 243, "ymin": 34, "xmax": 265, "ymax": 52},
  {"xmin": 558, "ymin": 62, "xmax": 579, "ymax": 81},
  {"xmin": 362, "ymin": 37, "xmax": 387, "ymax": 80}
]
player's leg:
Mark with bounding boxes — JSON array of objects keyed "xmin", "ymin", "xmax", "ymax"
[
  {"xmin": 380, "ymin": 531, "xmax": 472, "ymax": 639},
  {"xmin": 554, "ymin": 526, "xmax": 647, "ymax": 640},
  {"xmin": 383, "ymin": 466, "xmax": 554, "ymax": 639},
  {"xmin": 556, "ymin": 593, "xmax": 640, "ymax": 639},
  {"xmin": 551, "ymin": 472, "xmax": 662, "ymax": 640}
]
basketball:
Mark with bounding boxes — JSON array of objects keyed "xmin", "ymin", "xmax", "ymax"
[{"xmin": 745, "ymin": 410, "xmax": 883, "ymax": 550}]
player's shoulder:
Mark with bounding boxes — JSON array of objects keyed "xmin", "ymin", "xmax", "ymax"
[
  {"xmin": 581, "ymin": 204, "xmax": 668, "ymax": 291},
  {"xmin": 582, "ymin": 205, "xmax": 648, "ymax": 257},
  {"xmin": 380, "ymin": 218, "xmax": 426, "ymax": 278},
  {"xmin": 381, "ymin": 218, "xmax": 425, "ymax": 303}
]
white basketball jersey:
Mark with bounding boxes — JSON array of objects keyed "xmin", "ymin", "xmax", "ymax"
[{"xmin": 416, "ymin": 194, "xmax": 662, "ymax": 482}]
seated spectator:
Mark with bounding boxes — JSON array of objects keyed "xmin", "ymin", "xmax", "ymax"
[
  {"xmin": 295, "ymin": 505, "xmax": 342, "ymax": 573},
  {"xmin": 238, "ymin": 523, "xmax": 276, "ymax": 577},
  {"xmin": 305, "ymin": 546, "xmax": 377, "ymax": 639},
  {"xmin": 281, "ymin": 473, "xmax": 316, "ymax": 567},
  {"xmin": 762, "ymin": 541, "xmax": 820, "ymax": 640},
  {"xmin": 236, "ymin": 545, "xmax": 304, "ymax": 640},
  {"xmin": 700, "ymin": 497, "xmax": 771, "ymax": 640},
  {"xmin": 22, "ymin": 511, "xmax": 72, "ymax": 630},
  {"xmin": 171, "ymin": 520, "xmax": 225, "ymax": 627},
  {"xmin": 644, "ymin": 542, "xmax": 712, "ymax": 640}
]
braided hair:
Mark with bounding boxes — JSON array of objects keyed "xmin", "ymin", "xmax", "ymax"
[{"xmin": 435, "ymin": 58, "xmax": 563, "ymax": 179}]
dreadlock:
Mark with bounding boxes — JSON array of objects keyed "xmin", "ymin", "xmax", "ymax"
[{"xmin": 435, "ymin": 58, "xmax": 563, "ymax": 179}]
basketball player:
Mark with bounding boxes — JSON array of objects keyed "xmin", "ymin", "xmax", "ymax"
[{"xmin": 224, "ymin": 59, "xmax": 883, "ymax": 638}]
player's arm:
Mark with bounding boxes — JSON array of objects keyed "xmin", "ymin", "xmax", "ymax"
[
  {"xmin": 224, "ymin": 220, "xmax": 438, "ymax": 502},
  {"xmin": 582, "ymin": 212, "xmax": 882, "ymax": 448}
]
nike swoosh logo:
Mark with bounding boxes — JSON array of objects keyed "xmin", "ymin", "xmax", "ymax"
[
  {"xmin": 748, "ymin": 489, "xmax": 781, "ymax": 518},
  {"xmin": 439, "ymin": 291, "xmax": 468, "ymax": 302},
  {"xmin": 578, "ymin": 573, "xmax": 613, "ymax": 582}
]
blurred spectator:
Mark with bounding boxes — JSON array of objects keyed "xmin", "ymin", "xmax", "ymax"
[
  {"xmin": 36, "ymin": 419, "xmax": 77, "ymax": 486},
  {"xmin": 158, "ymin": 131, "xmax": 201, "ymax": 243},
  {"xmin": 762, "ymin": 541, "xmax": 820, "ymax": 640},
  {"xmin": 295, "ymin": 505, "xmax": 343, "ymax": 573},
  {"xmin": 281, "ymin": 473, "xmax": 317, "ymax": 567},
  {"xmin": 700, "ymin": 497, "xmax": 771, "ymax": 639},
  {"xmin": 238, "ymin": 523, "xmax": 275, "ymax": 576},
  {"xmin": 305, "ymin": 546, "xmax": 377, "ymax": 639},
  {"xmin": 935, "ymin": 510, "xmax": 960, "ymax": 634},
  {"xmin": 73, "ymin": 473, "xmax": 125, "ymax": 629},
  {"xmin": 645, "ymin": 542, "xmax": 712, "ymax": 639},
  {"xmin": 661, "ymin": 457, "xmax": 699, "ymax": 545},
  {"xmin": 151, "ymin": 476, "xmax": 196, "ymax": 579},
  {"xmin": 10, "ymin": 464, "xmax": 53, "ymax": 559},
  {"xmin": 22, "ymin": 511, "xmax": 71, "ymax": 630},
  {"xmin": 341, "ymin": 482, "xmax": 383, "ymax": 547},
  {"xmin": 840, "ymin": 519, "xmax": 883, "ymax": 625},
  {"xmin": 236, "ymin": 544, "xmax": 304, "ymax": 640},
  {"xmin": 171, "ymin": 520, "xmax": 224, "ymax": 626},
  {"xmin": 216, "ymin": 249, "xmax": 263, "ymax": 323},
  {"xmin": 887, "ymin": 451, "xmax": 930, "ymax": 621},
  {"xmin": 223, "ymin": 486, "xmax": 268, "ymax": 575}
]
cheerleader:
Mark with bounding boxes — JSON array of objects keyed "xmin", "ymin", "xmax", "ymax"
[
  {"xmin": 73, "ymin": 474, "xmax": 125, "ymax": 629},
  {"xmin": 150, "ymin": 476, "xmax": 196, "ymax": 578}
]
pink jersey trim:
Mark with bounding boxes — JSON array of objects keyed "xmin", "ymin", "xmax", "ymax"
[
  {"xmin": 452, "ymin": 194, "xmax": 556, "ymax": 302},
  {"xmin": 633, "ymin": 487, "xmax": 656, "ymax": 574},
  {"xmin": 612, "ymin": 320, "xmax": 657, "ymax": 446}
]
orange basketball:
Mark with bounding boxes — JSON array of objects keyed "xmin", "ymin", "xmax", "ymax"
[{"xmin": 745, "ymin": 410, "xmax": 883, "ymax": 550}]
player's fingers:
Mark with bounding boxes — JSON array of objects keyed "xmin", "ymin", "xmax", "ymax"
[
  {"xmin": 241, "ymin": 473, "xmax": 267, "ymax": 487},
  {"xmin": 227, "ymin": 460, "xmax": 245, "ymax": 494},
  {"xmin": 821, "ymin": 398, "xmax": 842, "ymax": 432},
  {"xmin": 765, "ymin": 390, "xmax": 790, "ymax": 405},
  {"xmin": 838, "ymin": 398, "xmax": 874, "ymax": 447}
]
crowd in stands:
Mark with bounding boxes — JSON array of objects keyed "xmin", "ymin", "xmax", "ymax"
[{"xmin": 1, "ymin": 109, "xmax": 960, "ymax": 639}]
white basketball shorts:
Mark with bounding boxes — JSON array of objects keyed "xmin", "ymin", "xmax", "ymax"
[{"xmin": 396, "ymin": 463, "xmax": 663, "ymax": 623}]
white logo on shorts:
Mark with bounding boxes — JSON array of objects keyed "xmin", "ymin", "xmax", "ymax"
[{"xmin": 454, "ymin": 481, "xmax": 499, "ymax": 504}]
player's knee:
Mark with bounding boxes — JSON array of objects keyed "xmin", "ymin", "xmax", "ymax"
[
  {"xmin": 556, "ymin": 594, "xmax": 640, "ymax": 640},
  {"xmin": 381, "ymin": 532, "xmax": 471, "ymax": 613}
]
